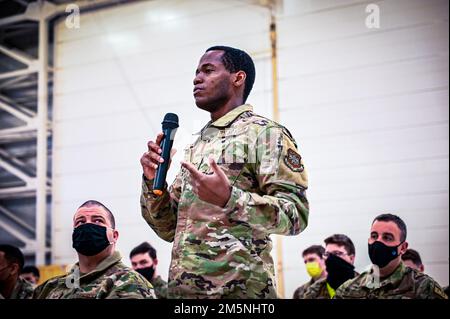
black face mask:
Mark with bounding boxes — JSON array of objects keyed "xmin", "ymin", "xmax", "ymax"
[
  {"xmin": 368, "ymin": 241, "xmax": 402, "ymax": 268},
  {"xmin": 325, "ymin": 253, "xmax": 355, "ymax": 290},
  {"xmin": 136, "ymin": 266, "xmax": 155, "ymax": 282},
  {"xmin": 72, "ymin": 223, "xmax": 111, "ymax": 256}
]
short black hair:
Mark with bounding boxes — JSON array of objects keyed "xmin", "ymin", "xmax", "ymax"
[
  {"xmin": 401, "ymin": 249, "xmax": 423, "ymax": 267},
  {"xmin": 324, "ymin": 234, "xmax": 355, "ymax": 256},
  {"xmin": 206, "ymin": 45, "xmax": 256, "ymax": 103},
  {"xmin": 302, "ymin": 245, "xmax": 325, "ymax": 259},
  {"xmin": 0, "ymin": 244, "xmax": 24, "ymax": 272},
  {"xmin": 21, "ymin": 265, "xmax": 40, "ymax": 278},
  {"xmin": 78, "ymin": 200, "xmax": 116, "ymax": 229},
  {"xmin": 130, "ymin": 242, "xmax": 157, "ymax": 260},
  {"xmin": 372, "ymin": 213, "xmax": 407, "ymax": 242}
]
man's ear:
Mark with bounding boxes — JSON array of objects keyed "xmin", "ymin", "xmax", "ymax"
[
  {"xmin": 153, "ymin": 258, "xmax": 158, "ymax": 267},
  {"xmin": 111, "ymin": 229, "xmax": 119, "ymax": 243},
  {"xmin": 349, "ymin": 255, "xmax": 356, "ymax": 265},
  {"xmin": 10, "ymin": 263, "xmax": 19, "ymax": 276},
  {"xmin": 233, "ymin": 70, "xmax": 246, "ymax": 87},
  {"xmin": 399, "ymin": 241, "xmax": 409, "ymax": 255}
]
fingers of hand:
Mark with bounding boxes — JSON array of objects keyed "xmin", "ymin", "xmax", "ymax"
[
  {"xmin": 181, "ymin": 161, "xmax": 201, "ymax": 180},
  {"xmin": 141, "ymin": 154, "xmax": 157, "ymax": 170},
  {"xmin": 142, "ymin": 151, "xmax": 164, "ymax": 169},
  {"xmin": 155, "ymin": 133, "xmax": 164, "ymax": 146},
  {"xmin": 147, "ymin": 140, "xmax": 162, "ymax": 154},
  {"xmin": 208, "ymin": 156, "xmax": 227, "ymax": 181}
]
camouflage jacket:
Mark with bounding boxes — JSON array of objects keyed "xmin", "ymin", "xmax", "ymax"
[
  {"xmin": 293, "ymin": 278, "xmax": 317, "ymax": 299},
  {"xmin": 33, "ymin": 251, "xmax": 156, "ymax": 299},
  {"xmin": 141, "ymin": 104, "xmax": 309, "ymax": 298},
  {"xmin": 0, "ymin": 277, "xmax": 34, "ymax": 299},
  {"xmin": 302, "ymin": 278, "xmax": 331, "ymax": 299},
  {"xmin": 334, "ymin": 262, "xmax": 448, "ymax": 299},
  {"xmin": 151, "ymin": 275, "xmax": 168, "ymax": 299}
]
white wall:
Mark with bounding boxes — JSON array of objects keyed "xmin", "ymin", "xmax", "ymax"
[{"xmin": 52, "ymin": 0, "xmax": 449, "ymax": 298}]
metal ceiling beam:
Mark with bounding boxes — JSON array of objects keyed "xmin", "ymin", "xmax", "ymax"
[
  {"xmin": 0, "ymin": 44, "xmax": 36, "ymax": 66},
  {"xmin": 0, "ymin": 218, "xmax": 34, "ymax": 245},
  {"xmin": 0, "ymin": 1, "xmax": 56, "ymax": 26},
  {"xmin": 0, "ymin": 132, "xmax": 36, "ymax": 144},
  {"xmin": 0, "ymin": 94, "xmax": 36, "ymax": 117},
  {"xmin": 0, "ymin": 67, "xmax": 38, "ymax": 80},
  {"xmin": 0, "ymin": 185, "xmax": 50, "ymax": 199},
  {"xmin": 0, "ymin": 0, "xmax": 133, "ymax": 27},
  {"xmin": 35, "ymin": 0, "xmax": 50, "ymax": 266},
  {"xmin": 0, "ymin": 125, "xmax": 38, "ymax": 137},
  {"xmin": 0, "ymin": 148, "xmax": 36, "ymax": 177},
  {"xmin": 0, "ymin": 75, "xmax": 30, "ymax": 89},
  {"xmin": 0, "ymin": 157, "xmax": 35, "ymax": 185},
  {"xmin": 0, "ymin": 204, "xmax": 35, "ymax": 234},
  {"xmin": 0, "ymin": 99, "xmax": 35, "ymax": 124}
]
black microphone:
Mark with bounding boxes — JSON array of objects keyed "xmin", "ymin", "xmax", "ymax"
[{"xmin": 153, "ymin": 113, "xmax": 179, "ymax": 196}]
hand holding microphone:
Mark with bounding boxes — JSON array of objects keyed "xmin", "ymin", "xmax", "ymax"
[{"xmin": 140, "ymin": 113, "xmax": 179, "ymax": 195}]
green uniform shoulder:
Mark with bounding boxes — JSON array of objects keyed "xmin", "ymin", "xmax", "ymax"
[
  {"xmin": 303, "ymin": 278, "xmax": 329, "ymax": 299},
  {"xmin": 11, "ymin": 277, "xmax": 35, "ymax": 299},
  {"xmin": 293, "ymin": 279, "xmax": 314, "ymax": 299},
  {"xmin": 405, "ymin": 267, "xmax": 448, "ymax": 299}
]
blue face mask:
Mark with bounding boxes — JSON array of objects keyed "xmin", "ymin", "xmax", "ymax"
[
  {"xmin": 72, "ymin": 223, "xmax": 111, "ymax": 256},
  {"xmin": 368, "ymin": 241, "xmax": 402, "ymax": 268}
]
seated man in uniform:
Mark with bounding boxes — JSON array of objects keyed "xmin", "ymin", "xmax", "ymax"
[
  {"xmin": 292, "ymin": 245, "xmax": 327, "ymax": 299},
  {"xmin": 0, "ymin": 244, "xmax": 34, "ymax": 299},
  {"xmin": 130, "ymin": 241, "xmax": 167, "ymax": 298},
  {"xmin": 335, "ymin": 213, "xmax": 447, "ymax": 299},
  {"xmin": 33, "ymin": 200, "xmax": 155, "ymax": 299},
  {"xmin": 401, "ymin": 248, "xmax": 424, "ymax": 273},
  {"xmin": 20, "ymin": 265, "xmax": 40, "ymax": 287},
  {"xmin": 303, "ymin": 234, "xmax": 357, "ymax": 299}
]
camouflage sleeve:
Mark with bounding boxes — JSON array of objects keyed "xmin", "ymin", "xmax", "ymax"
[
  {"xmin": 302, "ymin": 285, "xmax": 319, "ymax": 299},
  {"xmin": 224, "ymin": 126, "xmax": 309, "ymax": 236},
  {"xmin": 292, "ymin": 286, "xmax": 304, "ymax": 299},
  {"xmin": 106, "ymin": 272, "xmax": 157, "ymax": 299},
  {"xmin": 333, "ymin": 284, "xmax": 347, "ymax": 299},
  {"xmin": 416, "ymin": 277, "xmax": 448, "ymax": 299},
  {"xmin": 32, "ymin": 276, "xmax": 62, "ymax": 299},
  {"xmin": 140, "ymin": 171, "xmax": 182, "ymax": 242}
]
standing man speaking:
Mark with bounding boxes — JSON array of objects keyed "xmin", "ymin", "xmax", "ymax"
[{"xmin": 140, "ymin": 46, "xmax": 309, "ymax": 298}]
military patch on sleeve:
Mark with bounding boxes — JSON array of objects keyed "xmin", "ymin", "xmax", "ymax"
[
  {"xmin": 253, "ymin": 119, "xmax": 269, "ymax": 126},
  {"xmin": 284, "ymin": 148, "xmax": 304, "ymax": 172},
  {"xmin": 434, "ymin": 286, "xmax": 448, "ymax": 299}
]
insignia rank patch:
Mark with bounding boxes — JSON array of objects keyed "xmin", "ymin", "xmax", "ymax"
[{"xmin": 284, "ymin": 148, "xmax": 304, "ymax": 173}]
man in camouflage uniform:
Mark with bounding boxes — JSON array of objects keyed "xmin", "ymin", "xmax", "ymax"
[
  {"xmin": 33, "ymin": 200, "xmax": 155, "ymax": 299},
  {"xmin": 303, "ymin": 234, "xmax": 357, "ymax": 299},
  {"xmin": 335, "ymin": 214, "xmax": 447, "ymax": 299},
  {"xmin": 140, "ymin": 46, "xmax": 309, "ymax": 298},
  {"xmin": 401, "ymin": 248, "xmax": 425, "ymax": 272},
  {"xmin": 0, "ymin": 244, "xmax": 34, "ymax": 299},
  {"xmin": 130, "ymin": 241, "xmax": 168, "ymax": 298},
  {"xmin": 293, "ymin": 245, "xmax": 327, "ymax": 299}
]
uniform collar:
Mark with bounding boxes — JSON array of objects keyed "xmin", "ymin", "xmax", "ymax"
[
  {"xmin": 363, "ymin": 262, "xmax": 406, "ymax": 288},
  {"xmin": 380, "ymin": 262, "xmax": 406, "ymax": 286},
  {"xmin": 210, "ymin": 104, "xmax": 253, "ymax": 128},
  {"xmin": 72, "ymin": 251, "xmax": 122, "ymax": 281}
]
